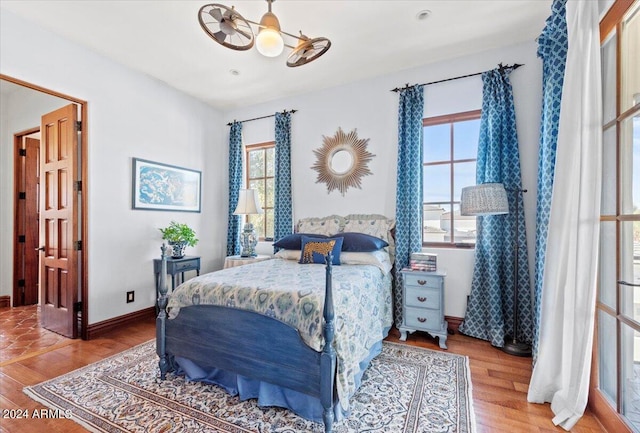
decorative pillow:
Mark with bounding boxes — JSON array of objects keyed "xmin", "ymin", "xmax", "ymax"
[
  {"xmin": 299, "ymin": 236, "xmax": 343, "ymax": 265},
  {"xmin": 341, "ymin": 250, "xmax": 393, "ymax": 274},
  {"xmin": 296, "ymin": 215, "xmax": 344, "ymax": 236},
  {"xmin": 339, "ymin": 232, "xmax": 389, "ymax": 252},
  {"xmin": 273, "ymin": 233, "xmax": 327, "ymax": 250}
]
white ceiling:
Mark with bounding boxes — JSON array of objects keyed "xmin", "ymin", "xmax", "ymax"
[{"xmin": 1, "ymin": 0, "xmax": 552, "ymax": 111}]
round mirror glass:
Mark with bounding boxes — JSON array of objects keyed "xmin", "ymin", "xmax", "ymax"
[{"xmin": 330, "ymin": 150, "xmax": 354, "ymax": 175}]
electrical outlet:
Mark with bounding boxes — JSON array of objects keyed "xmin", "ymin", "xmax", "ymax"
[{"xmin": 126, "ymin": 291, "xmax": 135, "ymax": 303}]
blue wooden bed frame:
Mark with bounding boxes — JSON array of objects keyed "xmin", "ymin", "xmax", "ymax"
[{"xmin": 156, "ymin": 245, "xmax": 337, "ymax": 432}]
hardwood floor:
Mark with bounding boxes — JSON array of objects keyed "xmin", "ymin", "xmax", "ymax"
[{"xmin": 0, "ymin": 306, "xmax": 607, "ymax": 432}]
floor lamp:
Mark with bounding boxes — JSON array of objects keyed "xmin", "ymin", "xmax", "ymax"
[{"xmin": 460, "ymin": 183, "xmax": 531, "ymax": 357}]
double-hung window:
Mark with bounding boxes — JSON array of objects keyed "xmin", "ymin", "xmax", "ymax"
[
  {"xmin": 422, "ymin": 110, "xmax": 481, "ymax": 246},
  {"xmin": 245, "ymin": 141, "xmax": 275, "ymax": 241}
]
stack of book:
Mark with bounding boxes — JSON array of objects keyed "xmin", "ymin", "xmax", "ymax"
[{"xmin": 409, "ymin": 252, "xmax": 437, "ymax": 272}]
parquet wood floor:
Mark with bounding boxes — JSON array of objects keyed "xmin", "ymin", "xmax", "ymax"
[{"xmin": 0, "ymin": 306, "xmax": 607, "ymax": 432}]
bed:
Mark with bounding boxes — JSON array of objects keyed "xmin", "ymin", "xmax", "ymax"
[{"xmin": 156, "ymin": 214, "xmax": 395, "ymax": 433}]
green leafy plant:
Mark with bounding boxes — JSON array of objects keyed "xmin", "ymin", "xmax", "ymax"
[{"xmin": 159, "ymin": 221, "xmax": 199, "ymax": 247}]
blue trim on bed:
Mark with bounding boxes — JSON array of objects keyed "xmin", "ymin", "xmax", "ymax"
[{"xmin": 173, "ymin": 327, "xmax": 389, "ymax": 423}]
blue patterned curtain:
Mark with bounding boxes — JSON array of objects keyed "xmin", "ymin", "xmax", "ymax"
[
  {"xmin": 226, "ymin": 121, "xmax": 243, "ymax": 256},
  {"xmin": 459, "ymin": 69, "xmax": 532, "ymax": 347},
  {"xmin": 394, "ymin": 85, "xmax": 424, "ymax": 327},
  {"xmin": 273, "ymin": 111, "xmax": 293, "ymax": 248},
  {"xmin": 532, "ymin": 0, "xmax": 567, "ymax": 360}
]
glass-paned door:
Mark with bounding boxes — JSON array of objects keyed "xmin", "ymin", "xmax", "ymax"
[{"xmin": 596, "ymin": 2, "xmax": 640, "ymax": 431}]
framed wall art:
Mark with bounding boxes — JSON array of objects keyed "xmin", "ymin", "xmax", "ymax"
[{"xmin": 132, "ymin": 158, "xmax": 201, "ymax": 212}]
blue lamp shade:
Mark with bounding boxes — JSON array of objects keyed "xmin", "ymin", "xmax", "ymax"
[
  {"xmin": 460, "ymin": 183, "xmax": 509, "ymax": 216},
  {"xmin": 233, "ymin": 189, "xmax": 264, "ymax": 257}
]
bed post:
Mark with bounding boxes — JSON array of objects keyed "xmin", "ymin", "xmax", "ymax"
[
  {"xmin": 156, "ymin": 243, "xmax": 169, "ymax": 380},
  {"xmin": 321, "ymin": 252, "xmax": 336, "ymax": 433}
]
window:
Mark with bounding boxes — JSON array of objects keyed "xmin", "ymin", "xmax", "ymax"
[
  {"xmin": 594, "ymin": 1, "xmax": 640, "ymax": 431},
  {"xmin": 245, "ymin": 142, "xmax": 275, "ymax": 240},
  {"xmin": 422, "ymin": 110, "xmax": 481, "ymax": 246}
]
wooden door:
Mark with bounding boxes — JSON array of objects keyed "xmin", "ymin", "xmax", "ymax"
[
  {"xmin": 23, "ymin": 137, "xmax": 40, "ymax": 305},
  {"xmin": 39, "ymin": 104, "xmax": 79, "ymax": 338}
]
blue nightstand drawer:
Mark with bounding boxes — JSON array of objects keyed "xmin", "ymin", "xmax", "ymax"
[
  {"xmin": 404, "ymin": 307, "xmax": 442, "ymax": 330},
  {"xmin": 403, "ymin": 273, "xmax": 441, "ymax": 289},
  {"xmin": 405, "ymin": 286, "xmax": 440, "ymax": 309}
]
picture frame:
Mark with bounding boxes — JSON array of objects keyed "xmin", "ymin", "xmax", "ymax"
[{"xmin": 132, "ymin": 158, "xmax": 201, "ymax": 212}]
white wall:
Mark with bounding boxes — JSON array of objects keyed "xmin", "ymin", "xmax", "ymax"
[
  {"xmin": 228, "ymin": 41, "xmax": 542, "ymax": 318},
  {"xmin": 0, "ymin": 10, "xmax": 226, "ymax": 324}
]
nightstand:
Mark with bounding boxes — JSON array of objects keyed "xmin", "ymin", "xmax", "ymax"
[
  {"xmin": 224, "ymin": 255, "xmax": 271, "ymax": 269},
  {"xmin": 153, "ymin": 256, "xmax": 200, "ymax": 295},
  {"xmin": 398, "ymin": 269, "xmax": 448, "ymax": 349}
]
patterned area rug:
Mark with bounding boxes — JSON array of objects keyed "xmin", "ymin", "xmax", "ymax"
[{"xmin": 24, "ymin": 340, "xmax": 475, "ymax": 432}]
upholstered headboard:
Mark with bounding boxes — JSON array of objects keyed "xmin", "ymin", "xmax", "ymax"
[{"xmin": 295, "ymin": 214, "xmax": 396, "ymax": 259}]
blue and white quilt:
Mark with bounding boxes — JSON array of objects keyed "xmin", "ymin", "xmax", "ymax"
[{"xmin": 167, "ymin": 257, "xmax": 393, "ymax": 405}]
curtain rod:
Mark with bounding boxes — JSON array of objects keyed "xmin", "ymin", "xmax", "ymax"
[
  {"xmin": 390, "ymin": 63, "xmax": 523, "ymax": 93},
  {"xmin": 227, "ymin": 109, "xmax": 297, "ymax": 126}
]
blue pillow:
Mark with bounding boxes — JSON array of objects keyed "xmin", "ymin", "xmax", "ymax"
[
  {"xmin": 273, "ymin": 233, "xmax": 327, "ymax": 250},
  {"xmin": 299, "ymin": 236, "xmax": 343, "ymax": 265},
  {"xmin": 339, "ymin": 232, "xmax": 389, "ymax": 252}
]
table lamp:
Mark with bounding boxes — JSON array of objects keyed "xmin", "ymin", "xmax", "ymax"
[{"xmin": 233, "ymin": 189, "xmax": 264, "ymax": 257}]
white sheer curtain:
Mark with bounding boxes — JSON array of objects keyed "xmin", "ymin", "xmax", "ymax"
[{"xmin": 527, "ymin": 1, "xmax": 602, "ymax": 431}]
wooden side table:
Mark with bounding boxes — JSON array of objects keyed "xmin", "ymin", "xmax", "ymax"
[
  {"xmin": 224, "ymin": 255, "xmax": 271, "ymax": 269},
  {"xmin": 153, "ymin": 256, "xmax": 201, "ymax": 297}
]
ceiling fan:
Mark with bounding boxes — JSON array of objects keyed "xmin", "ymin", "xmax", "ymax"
[{"xmin": 198, "ymin": 0, "xmax": 331, "ymax": 67}]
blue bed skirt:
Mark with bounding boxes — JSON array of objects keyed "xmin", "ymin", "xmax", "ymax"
[{"xmin": 174, "ymin": 328, "xmax": 389, "ymax": 423}]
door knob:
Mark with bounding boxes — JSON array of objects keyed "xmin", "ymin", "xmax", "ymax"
[{"xmin": 35, "ymin": 246, "xmax": 45, "ymax": 251}]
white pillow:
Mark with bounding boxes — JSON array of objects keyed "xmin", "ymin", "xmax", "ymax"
[
  {"xmin": 340, "ymin": 250, "xmax": 392, "ymax": 274},
  {"xmin": 274, "ymin": 249, "xmax": 301, "ymax": 261},
  {"xmin": 275, "ymin": 248, "xmax": 392, "ymax": 274}
]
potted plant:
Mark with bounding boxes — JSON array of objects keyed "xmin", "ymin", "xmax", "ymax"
[{"xmin": 159, "ymin": 221, "xmax": 199, "ymax": 258}]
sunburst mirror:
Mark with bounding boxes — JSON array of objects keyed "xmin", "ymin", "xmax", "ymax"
[{"xmin": 312, "ymin": 128, "xmax": 374, "ymax": 196}]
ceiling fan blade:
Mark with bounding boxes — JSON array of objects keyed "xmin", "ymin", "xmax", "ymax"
[
  {"xmin": 209, "ymin": 7, "xmax": 223, "ymax": 22},
  {"xmin": 213, "ymin": 30, "xmax": 228, "ymax": 44}
]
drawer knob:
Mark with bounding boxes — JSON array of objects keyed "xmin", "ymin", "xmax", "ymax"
[
  {"xmin": 418, "ymin": 317, "xmax": 427, "ymax": 323},
  {"xmin": 417, "ymin": 296, "xmax": 427, "ymax": 302},
  {"xmin": 417, "ymin": 280, "xmax": 427, "ymax": 285}
]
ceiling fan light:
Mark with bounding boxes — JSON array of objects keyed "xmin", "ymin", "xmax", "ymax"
[
  {"xmin": 256, "ymin": 28, "xmax": 284, "ymax": 57},
  {"xmin": 256, "ymin": 11, "xmax": 283, "ymax": 57}
]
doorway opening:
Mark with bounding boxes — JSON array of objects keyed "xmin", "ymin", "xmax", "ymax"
[{"xmin": 2, "ymin": 74, "xmax": 88, "ymax": 340}]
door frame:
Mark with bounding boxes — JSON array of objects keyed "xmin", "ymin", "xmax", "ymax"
[{"xmin": 2, "ymin": 73, "xmax": 89, "ymax": 340}]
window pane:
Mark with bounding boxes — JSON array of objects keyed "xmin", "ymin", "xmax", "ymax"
[
  {"xmin": 265, "ymin": 208, "xmax": 274, "ymax": 240},
  {"xmin": 602, "ymin": 31, "xmax": 617, "ymax": 124},
  {"xmin": 424, "ymin": 164, "xmax": 450, "ymax": 202},
  {"xmin": 599, "ymin": 221, "xmax": 616, "ymax": 309},
  {"xmin": 599, "ymin": 310, "xmax": 618, "ymax": 404},
  {"xmin": 602, "ymin": 126, "xmax": 617, "ymax": 215},
  {"xmin": 454, "ymin": 161, "xmax": 476, "ymax": 201},
  {"xmin": 621, "ymin": 4, "xmax": 640, "ymax": 113},
  {"xmin": 621, "ymin": 321, "xmax": 640, "ymax": 431},
  {"xmin": 620, "ymin": 115, "xmax": 640, "ymax": 215},
  {"xmin": 266, "ymin": 177, "xmax": 275, "ymax": 208},
  {"xmin": 424, "ymin": 204, "xmax": 449, "ymax": 243},
  {"xmin": 266, "ymin": 147, "xmax": 275, "ymax": 177},
  {"xmin": 453, "ymin": 119, "xmax": 480, "ymax": 160},
  {"xmin": 621, "ymin": 220, "xmax": 640, "ymax": 321},
  {"xmin": 248, "ymin": 149, "xmax": 265, "ymax": 178},
  {"xmin": 248, "ymin": 179, "xmax": 266, "ymax": 209},
  {"xmin": 248, "ymin": 213, "xmax": 265, "ymax": 239},
  {"xmin": 423, "ymin": 124, "xmax": 450, "ymax": 162},
  {"xmin": 453, "ymin": 204, "xmax": 476, "ymax": 244}
]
